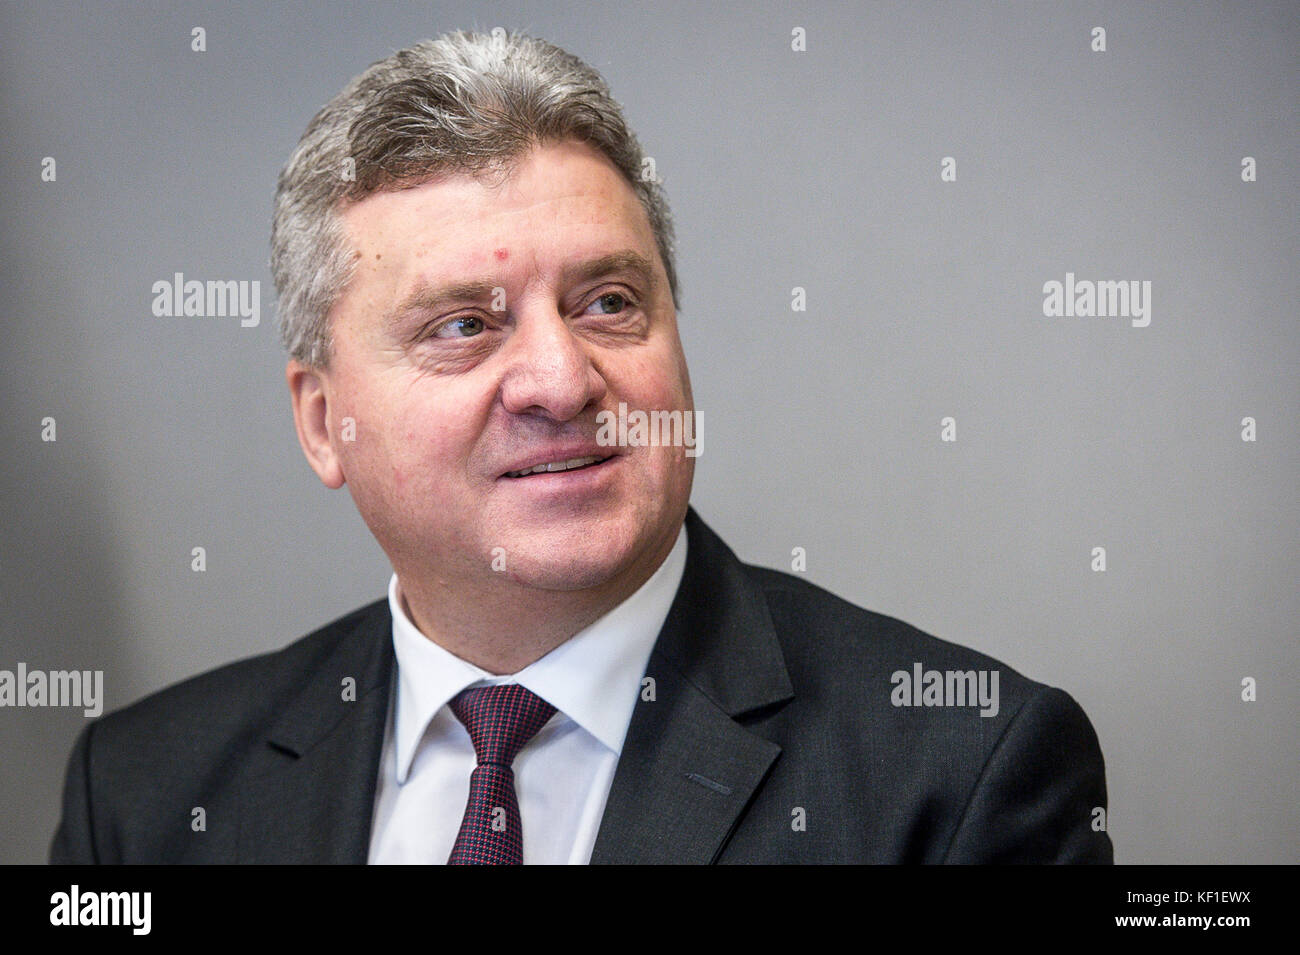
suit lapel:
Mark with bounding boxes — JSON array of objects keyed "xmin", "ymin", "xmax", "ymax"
[
  {"xmin": 590, "ymin": 509, "xmax": 794, "ymax": 863},
  {"xmin": 233, "ymin": 509, "xmax": 788, "ymax": 864},
  {"xmin": 237, "ymin": 600, "xmax": 394, "ymax": 863}
]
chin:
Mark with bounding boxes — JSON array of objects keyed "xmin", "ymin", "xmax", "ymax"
[
  {"xmin": 503, "ymin": 548, "xmax": 634, "ymax": 592},
  {"xmin": 491, "ymin": 516, "xmax": 646, "ymax": 592}
]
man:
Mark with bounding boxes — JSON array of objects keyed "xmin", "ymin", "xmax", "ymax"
[{"xmin": 50, "ymin": 31, "xmax": 1112, "ymax": 864}]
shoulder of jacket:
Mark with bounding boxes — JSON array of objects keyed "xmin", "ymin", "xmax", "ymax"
[
  {"xmin": 741, "ymin": 561, "xmax": 1045, "ymax": 706},
  {"xmin": 88, "ymin": 597, "xmax": 389, "ymax": 739}
]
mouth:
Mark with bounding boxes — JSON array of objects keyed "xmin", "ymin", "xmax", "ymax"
[{"xmin": 503, "ymin": 454, "xmax": 614, "ymax": 479}]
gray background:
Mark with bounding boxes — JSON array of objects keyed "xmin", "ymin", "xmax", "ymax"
[{"xmin": 1, "ymin": 0, "xmax": 1295, "ymax": 864}]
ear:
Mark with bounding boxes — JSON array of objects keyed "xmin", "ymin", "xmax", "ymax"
[{"xmin": 286, "ymin": 359, "xmax": 345, "ymax": 489}]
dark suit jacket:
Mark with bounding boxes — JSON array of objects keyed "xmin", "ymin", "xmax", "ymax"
[{"xmin": 50, "ymin": 508, "xmax": 1113, "ymax": 863}]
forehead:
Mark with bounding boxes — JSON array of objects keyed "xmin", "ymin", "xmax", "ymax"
[{"xmin": 338, "ymin": 140, "xmax": 654, "ymax": 266}]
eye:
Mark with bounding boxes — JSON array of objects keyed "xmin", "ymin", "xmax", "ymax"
[
  {"xmin": 432, "ymin": 315, "xmax": 486, "ymax": 339},
  {"xmin": 586, "ymin": 291, "xmax": 630, "ymax": 315}
]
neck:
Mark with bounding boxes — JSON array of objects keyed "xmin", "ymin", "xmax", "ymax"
[{"xmin": 396, "ymin": 530, "xmax": 679, "ymax": 674}]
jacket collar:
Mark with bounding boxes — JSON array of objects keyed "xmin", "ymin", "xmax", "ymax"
[
  {"xmin": 647, "ymin": 508, "xmax": 794, "ymax": 717},
  {"xmin": 589, "ymin": 508, "xmax": 794, "ymax": 862},
  {"xmin": 238, "ymin": 599, "xmax": 394, "ymax": 863},
  {"xmin": 238, "ymin": 506, "xmax": 793, "ymax": 863}
]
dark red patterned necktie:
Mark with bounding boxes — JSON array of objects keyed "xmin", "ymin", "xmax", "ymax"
[{"xmin": 446, "ymin": 684, "xmax": 557, "ymax": 865}]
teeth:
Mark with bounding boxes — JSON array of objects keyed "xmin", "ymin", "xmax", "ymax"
[{"xmin": 507, "ymin": 455, "xmax": 604, "ymax": 478}]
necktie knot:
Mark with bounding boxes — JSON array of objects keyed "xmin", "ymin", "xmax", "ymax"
[{"xmin": 449, "ymin": 684, "xmax": 556, "ymax": 767}]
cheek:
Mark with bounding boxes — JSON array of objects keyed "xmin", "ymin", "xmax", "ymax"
[
  {"xmin": 386, "ymin": 418, "xmax": 457, "ymax": 493},
  {"xmin": 619, "ymin": 345, "xmax": 690, "ymax": 407},
  {"xmin": 344, "ymin": 387, "xmax": 486, "ymax": 500}
]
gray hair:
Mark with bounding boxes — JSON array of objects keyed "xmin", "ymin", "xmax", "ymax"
[{"xmin": 271, "ymin": 30, "xmax": 679, "ymax": 367}]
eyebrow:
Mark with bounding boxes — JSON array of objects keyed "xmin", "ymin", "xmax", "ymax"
[
  {"xmin": 383, "ymin": 250, "xmax": 658, "ymax": 328},
  {"xmin": 561, "ymin": 251, "xmax": 657, "ymax": 291}
]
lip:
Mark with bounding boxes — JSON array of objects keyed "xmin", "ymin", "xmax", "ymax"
[
  {"xmin": 497, "ymin": 444, "xmax": 621, "ymax": 480},
  {"xmin": 495, "ymin": 453, "xmax": 621, "ymax": 499}
]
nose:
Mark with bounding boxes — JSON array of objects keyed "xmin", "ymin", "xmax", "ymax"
[{"xmin": 497, "ymin": 298, "xmax": 607, "ymax": 422}]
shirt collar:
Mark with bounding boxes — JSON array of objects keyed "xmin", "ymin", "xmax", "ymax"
[{"xmin": 388, "ymin": 524, "xmax": 688, "ymax": 784}]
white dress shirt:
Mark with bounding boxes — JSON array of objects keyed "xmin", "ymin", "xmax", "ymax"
[{"xmin": 367, "ymin": 525, "xmax": 688, "ymax": 864}]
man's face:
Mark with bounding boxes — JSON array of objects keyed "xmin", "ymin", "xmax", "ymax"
[{"xmin": 296, "ymin": 140, "xmax": 694, "ymax": 595}]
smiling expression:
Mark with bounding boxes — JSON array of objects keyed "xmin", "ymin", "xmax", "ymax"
[{"xmin": 295, "ymin": 139, "xmax": 695, "ymax": 600}]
